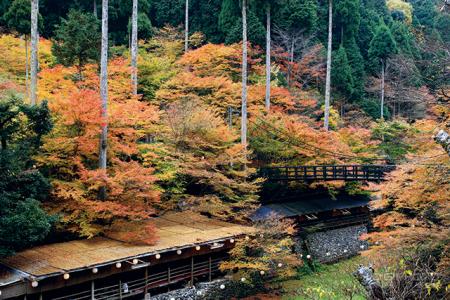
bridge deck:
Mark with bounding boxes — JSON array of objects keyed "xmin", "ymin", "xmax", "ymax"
[{"xmin": 260, "ymin": 165, "xmax": 394, "ymax": 182}]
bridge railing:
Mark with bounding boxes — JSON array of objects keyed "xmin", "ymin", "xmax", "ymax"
[{"xmin": 260, "ymin": 165, "xmax": 395, "ymax": 182}]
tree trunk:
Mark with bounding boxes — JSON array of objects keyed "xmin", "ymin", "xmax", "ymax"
[
  {"xmin": 265, "ymin": 4, "xmax": 271, "ymax": 112},
  {"xmin": 287, "ymin": 40, "xmax": 294, "ymax": 89},
  {"xmin": 99, "ymin": 0, "xmax": 109, "ymax": 199},
  {"xmin": 131, "ymin": 0, "xmax": 138, "ymax": 95},
  {"xmin": 354, "ymin": 266, "xmax": 386, "ymax": 300},
  {"xmin": 25, "ymin": 36, "xmax": 29, "ymax": 99},
  {"xmin": 324, "ymin": 0, "xmax": 333, "ymax": 130},
  {"xmin": 380, "ymin": 60, "xmax": 385, "ymax": 120},
  {"xmin": 241, "ymin": 0, "xmax": 248, "ymax": 146},
  {"xmin": 94, "ymin": 0, "xmax": 97, "ymax": 18},
  {"xmin": 435, "ymin": 130, "xmax": 450, "ymax": 156},
  {"xmin": 30, "ymin": 0, "xmax": 39, "ymax": 106},
  {"xmin": 185, "ymin": 0, "xmax": 189, "ymax": 53}
]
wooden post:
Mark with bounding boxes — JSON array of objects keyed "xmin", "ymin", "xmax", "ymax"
[
  {"xmin": 90, "ymin": 281, "xmax": 95, "ymax": 300},
  {"xmin": 168, "ymin": 266, "xmax": 171, "ymax": 284},
  {"xmin": 208, "ymin": 256, "xmax": 212, "ymax": 282},
  {"xmin": 39, "ymin": 293, "xmax": 42, "ymax": 300},
  {"xmin": 144, "ymin": 267, "xmax": 148, "ymax": 294},
  {"xmin": 190, "ymin": 256, "xmax": 194, "ymax": 287},
  {"xmin": 119, "ymin": 280, "xmax": 122, "ymax": 300}
]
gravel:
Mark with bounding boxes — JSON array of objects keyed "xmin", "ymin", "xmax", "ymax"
[{"xmin": 305, "ymin": 225, "xmax": 369, "ymax": 262}]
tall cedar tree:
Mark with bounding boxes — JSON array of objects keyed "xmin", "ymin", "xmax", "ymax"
[
  {"xmin": 52, "ymin": 10, "xmax": 101, "ymax": 78},
  {"xmin": 30, "ymin": 0, "xmax": 39, "ymax": 105},
  {"xmin": 332, "ymin": 45, "xmax": 354, "ymax": 98},
  {"xmin": 3, "ymin": 0, "xmax": 42, "ymax": 98},
  {"xmin": 368, "ymin": 22, "xmax": 397, "ymax": 119},
  {"xmin": 131, "ymin": 0, "xmax": 138, "ymax": 94}
]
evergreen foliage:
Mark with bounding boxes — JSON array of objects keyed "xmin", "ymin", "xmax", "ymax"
[
  {"xmin": 368, "ymin": 22, "xmax": 398, "ymax": 70},
  {"xmin": 332, "ymin": 45, "xmax": 354, "ymax": 97},
  {"xmin": 52, "ymin": 10, "xmax": 101, "ymax": 76},
  {"xmin": 0, "ymin": 94, "xmax": 53, "ymax": 257},
  {"xmin": 3, "ymin": 0, "xmax": 43, "ymax": 35}
]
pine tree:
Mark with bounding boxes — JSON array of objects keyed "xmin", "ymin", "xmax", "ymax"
[
  {"xmin": 324, "ymin": 0, "xmax": 333, "ymax": 130},
  {"xmin": 30, "ymin": 0, "xmax": 39, "ymax": 105},
  {"xmin": 332, "ymin": 45, "xmax": 354, "ymax": 97},
  {"xmin": 52, "ymin": 10, "xmax": 101, "ymax": 78},
  {"xmin": 3, "ymin": 0, "xmax": 37, "ymax": 98},
  {"xmin": 131, "ymin": 0, "xmax": 138, "ymax": 94},
  {"xmin": 185, "ymin": 0, "xmax": 189, "ymax": 52},
  {"xmin": 241, "ymin": 0, "xmax": 248, "ymax": 146},
  {"xmin": 344, "ymin": 37, "xmax": 365, "ymax": 99},
  {"xmin": 389, "ymin": 20, "xmax": 417, "ymax": 58},
  {"xmin": 368, "ymin": 22, "xmax": 398, "ymax": 119},
  {"xmin": 99, "ymin": 0, "xmax": 109, "ymax": 199},
  {"xmin": 335, "ymin": 0, "xmax": 360, "ymax": 42}
]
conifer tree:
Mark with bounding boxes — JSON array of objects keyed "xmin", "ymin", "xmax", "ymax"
[
  {"xmin": 30, "ymin": 0, "xmax": 39, "ymax": 105},
  {"xmin": 241, "ymin": 0, "xmax": 248, "ymax": 146},
  {"xmin": 368, "ymin": 22, "xmax": 398, "ymax": 119},
  {"xmin": 3, "ymin": 0, "xmax": 41, "ymax": 98},
  {"xmin": 332, "ymin": 45, "xmax": 354, "ymax": 97},
  {"xmin": 131, "ymin": 0, "xmax": 138, "ymax": 94},
  {"xmin": 344, "ymin": 37, "xmax": 365, "ymax": 99},
  {"xmin": 99, "ymin": 0, "xmax": 109, "ymax": 199},
  {"xmin": 265, "ymin": 1, "xmax": 271, "ymax": 111},
  {"xmin": 185, "ymin": 0, "xmax": 189, "ymax": 52},
  {"xmin": 324, "ymin": 0, "xmax": 333, "ymax": 130},
  {"xmin": 52, "ymin": 10, "xmax": 101, "ymax": 78}
]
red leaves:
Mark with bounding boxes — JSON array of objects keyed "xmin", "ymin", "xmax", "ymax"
[{"xmin": 37, "ymin": 58, "xmax": 160, "ymax": 239}]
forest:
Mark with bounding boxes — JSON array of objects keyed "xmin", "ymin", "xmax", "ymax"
[{"xmin": 0, "ymin": 0, "xmax": 449, "ymax": 299}]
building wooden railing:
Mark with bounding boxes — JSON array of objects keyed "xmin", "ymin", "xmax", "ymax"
[
  {"xmin": 260, "ymin": 165, "xmax": 395, "ymax": 182},
  {"xmin": 50, "ymin": 257, "xmax": 224, "ymax": 300}
]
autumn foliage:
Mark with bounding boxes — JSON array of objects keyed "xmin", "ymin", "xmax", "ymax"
[{"xmin": 35, "ymin": 58, "xmax": 160, "ymax": 239}]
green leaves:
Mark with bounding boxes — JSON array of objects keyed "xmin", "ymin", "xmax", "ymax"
[{"xmin": 52, "ymin": 9, "xmax": 101, "ymax": 75}]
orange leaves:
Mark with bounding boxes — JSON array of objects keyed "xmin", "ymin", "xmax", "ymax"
[
  {"xmin": 179, "ymin": 43, "xmax": 242, "ymax": 79},
  {"xmin": 0, "ymin": 35, "xmax": 54, "ymax": 83},
  {"xmin": 158, "ymin": 43, "xmax": 294, "ymax": 115},
  {"xmin": 158, "ymin": 72, "xmax": 241, "ymax": 110},
  {"xmin": 36, "ymin": 57, "xmax": 160, "ymax": 239}
]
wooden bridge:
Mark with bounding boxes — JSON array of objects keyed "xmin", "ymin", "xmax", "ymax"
[{"xmin": 260, "ymin": 165, "xmax": 395, "ymax": 182}]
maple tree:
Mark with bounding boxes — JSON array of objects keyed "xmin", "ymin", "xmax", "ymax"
[
  {"xmin": 35, "ymin": 58, "xmax": 160, "ymax": 240},
  {"xmin": 157, "ymin": 43, "xmax": 295, "ymax": 115},
  {"xmin": 220, "ymin": 214, "xmax": 302, "ymax": 284},
  {"xmin": 143, "ymin": 98, "xmax": 260, "ymax": 222},
  {"xmin": 364, "ymin": 115, "xmax": 449, "ymax": 274}
]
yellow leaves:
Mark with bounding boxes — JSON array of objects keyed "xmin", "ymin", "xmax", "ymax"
[
  {"xmin": 0, "ymin": 35, "xmax": 54, "ymax": 83},
  {"xmin": 157, "ymin": 71, "xmax": 240, "ymax": 110},
  {"xmin": 386, "ymin": 0, "xmax": 413, "ymax": 23},
  {"xmin": 220, "ymin": 215, "xmax": 302, "ymax": 284},
  {"xmin": 179, "ymin": 43, "xmax": 242, "ymax": 79}
]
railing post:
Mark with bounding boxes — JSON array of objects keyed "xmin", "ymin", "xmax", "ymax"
[
  {"xmin": 168, "ymin": 265, "xmax": 171, "ymax": 284},
  {"xmin": 91, "ymin": 280, "xmax": 95, "ymax": 300},
  {"xmin": 144, "ymin": 267, "xmax": 148, "ymax": 294},
  {"xmin": 303, "ymin": 166, "xmax": 307, "ymax": 180},
  {"xmin": 323, "ymin": 166, "xmax": 327, "ymax": 180},
  {"xmin": 119, "ymin": 280, "xmax": 122, "ymax": 300},
  {"xmin": 208, "ymin": 256, "xmax": 212, "ymax": 282},
  {"xmin": 190, "ymin": 256, "xmax": 194, "ymax": 287},
  {"xmin": 313, "ymin": 166, "xmax": 317, "ymax": 179}
]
